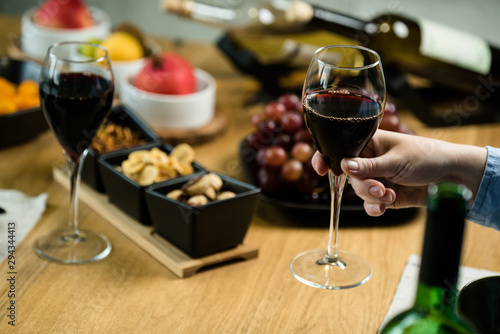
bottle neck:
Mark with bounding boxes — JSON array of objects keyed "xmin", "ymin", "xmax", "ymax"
[
  {"xmin": 310, "ymin": 5, "xmax": 368, "ymax": 40},
  {"xmin": 163, "ymin": 0, "xmax": 239, "ymax": 27},
  {"xmin": 413, "ymin": 184, "xmax": 470, "ymax": 316},
  {"xmin": 413, "ymin": 280, "xmax": 459, "ymax": 317},
  {"xmin": 163, "ymin": 0, "xmax": 298, "ymax": 30},
  {"xmin": 419, "ymin": 193, "xmax": 465, "ymax": 288},
  {"xmin": 286, "ymin": 1, "xmax": 369, "ymax": 42}
]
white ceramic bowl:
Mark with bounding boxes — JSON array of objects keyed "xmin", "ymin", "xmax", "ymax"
[
  {"xmin": 120, "ymin": 68, "xmax": 216, "ymax": 130},
  {"xmin": 20, "ymin": 7, "xmax": 111, "ymax": 61}
]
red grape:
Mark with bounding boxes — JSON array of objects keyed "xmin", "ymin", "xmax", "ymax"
[
  {"xmin": 278, "ymin": 93, "xmax": 302, "ymax": 112},
  {"xmin": 384, "ymin": 101, "xmax": 396, "ymax": 115},
  {"xmin": 293, "ymin": 128, "xmax": 312, "ymax": 143},
  {"xmin": 281, "ymin": 112, "xmax": 303, "ymax": 133},
  {"xmin": 265, "ymin": 101, "xmax": 287, "ymax": 120},
  {"xmin": 257, "ymin": 119, "xmax": 279, "ymax": 146},
  {"xmin": 265, "ymin": 146, "xmax": 287, "ymax": 168},
  {"xmin": 251, "ymin": 113, "xmax": 265, "ymax": 127},
  {"xmin": 281, "ymin": 159, "xmax": 303, "ymax": 182},
  {"xmin": 291, "ymin": 142, "xmax": 313, "ymax": 163},
  {"xmin": 256, "ymin": 149, "xmax": 268, "ymax": 168},
  {"xmin": 246, "ymin": 133, "xmax": 262, "ymax": 150},
  {"xmin": 273, "ymin": 133, "xmax": 293, "ymax": 150}
]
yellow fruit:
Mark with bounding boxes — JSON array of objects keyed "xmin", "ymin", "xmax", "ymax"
[
  {"xmin": 14, "ymin": 95, "xmax": 39, "ymax": 110},
  {"xmin": 98, "ymin": 32, "xmax": 144, "ymax": 61},
  {"xmin": 17, "ymin": 80, "xmax": 39, "ymax": 97}
]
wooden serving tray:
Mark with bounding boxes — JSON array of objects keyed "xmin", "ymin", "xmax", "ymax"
[{"xmin": 53, "ymin": 166, "xmax": 258, "ymax": 278}]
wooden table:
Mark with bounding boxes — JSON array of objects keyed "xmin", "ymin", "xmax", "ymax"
[{"xmin": 1, "ymin": 14, "xmax": 500, "ymax": 333}]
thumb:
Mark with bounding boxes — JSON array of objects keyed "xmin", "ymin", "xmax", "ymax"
[{"xmin": 341, "ymin": 156, "xmax": 391, "ymax": 180}]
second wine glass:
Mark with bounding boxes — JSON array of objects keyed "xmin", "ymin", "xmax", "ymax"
[{"xmin": 290, "ymin": 45, "xmax": 386, "ymax": 289}]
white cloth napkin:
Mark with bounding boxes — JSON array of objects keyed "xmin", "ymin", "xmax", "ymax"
[
  {"xmin": 0, "ymin": 190, "xmax": 48, "ymax": 262},
  {"xmin": 379, "ymin": 254, "xmax": 500, "ymax": 331}
]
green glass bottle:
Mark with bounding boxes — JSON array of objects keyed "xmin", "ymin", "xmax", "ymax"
[{"xmin": 380, "ymin": 183, "xmax": 477, "ymax": 334}]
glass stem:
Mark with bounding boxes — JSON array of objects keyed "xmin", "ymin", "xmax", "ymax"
[
  {"xmin": 64, "ymin": 150, "xmax": 87, "ymax": 242},
  {"xmin": 325, "ymin": 170, "xmax": 347, "ymax": 262}
]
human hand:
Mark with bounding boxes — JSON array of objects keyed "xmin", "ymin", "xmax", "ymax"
[{"xmin": 311, "ymin": 130, "xmax": 487, "ymax": 216}]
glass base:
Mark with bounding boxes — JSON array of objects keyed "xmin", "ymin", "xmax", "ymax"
[
  {"xmin": 34, "ymin": 229, "xmax": 111, "ymax": 264},
  {"xmin": 290, "ymin": 249, "xmax": 372, "ymax": 290}
]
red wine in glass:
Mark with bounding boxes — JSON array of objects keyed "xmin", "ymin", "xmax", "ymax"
[
  {"xmin": 303, "ymin": 89, "xmax": 383, "ymax": 176},
  {"xmin": 40, "ymin": 72, "xmax": 114, "ymax": 162}
]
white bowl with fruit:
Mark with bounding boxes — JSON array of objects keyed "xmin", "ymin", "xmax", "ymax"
[
  {"xmin": 120, "ymin": 51, "xmax": 216, "ymax": 130},
  {"xmin": 20, "ymin": 0, "xmax": 110, "ymax": 60}
]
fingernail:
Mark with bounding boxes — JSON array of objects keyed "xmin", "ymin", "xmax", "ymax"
[
  {"xmin": 369, "ymin": 186, "xmax": 383, "ymax": 198},
  {"xmin": 369, "ymin": 203, "xmax": 384, "ymax": 215},
  {"xmin": 346, "ymin": 159, "xmax": 359, "ymax": 172}
]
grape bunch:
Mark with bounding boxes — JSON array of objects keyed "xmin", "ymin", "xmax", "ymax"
[
  {"xmin": 243, "ymin": 93, "xmax": 412, "ymax": 205},
  {"xmin": 244, "ymin": 93, "xmax": 330, "ymax": 205}
]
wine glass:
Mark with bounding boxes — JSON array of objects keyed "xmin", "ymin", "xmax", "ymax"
[
  {"xmin": 290, "ymin": 45, "xmax": 386, "ymax": 289},
  {"xmin": 35, "ymin": 41, "xmax": 114, "ymax": 264}
]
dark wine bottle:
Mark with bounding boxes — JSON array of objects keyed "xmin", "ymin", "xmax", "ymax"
[
  {"xmin": 288, "ymin": 1, "xmax": 500, "ymax": 102},
  {"xmin": 162, "ymin": 0, "xmax": 500, "ymax": 101},
  {"xmin": 380, "ymin": 183, "xmax": 477, "ymax": 334}
]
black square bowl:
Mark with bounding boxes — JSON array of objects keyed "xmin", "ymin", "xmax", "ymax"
[
  {"xmin": 145, "ymin": 172, "xmax": 261, "ymax": 258},
  {"xmin": 98, "ymin": 143, "xmax": 205, "ymax": 225},
  {"xmin": 81, "ymin": 104, "xmax": 162, "ymax": 192},
  {"xmin": 0, "ymin": 57, "xmax": 48, "ymax": 148}
]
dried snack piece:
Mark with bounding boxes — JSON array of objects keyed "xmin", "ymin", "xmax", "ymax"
[
  {"xmin": 204, "ymin": 187, "xmax": 217, "ymax": 200},
  {"xmin": 187, "ymin": 194, "xmax": 209, "ymax": 206},
  {"xmin": 182, "ymin": 174, "xmax": 211, "ymax": 196},
  {"xmin": 138, "ymin": 164, "xmax": 159, "ymax": 185},
  {"xmin": 166, "ymin": 189, "xmax": 183, "ymax": 200},
  {"xmin": 170, "ymin": 143, "xmax": 195, "ymax": 167},
  {"xmin": 205, "ymin": 172, "xmax": 223, "ymax": 191},
  {"xmin": 217, "ymin": 191, "xmax": 236, "ymax": 201},
  {"xmin": 121, "ymin": 158, "xmax": 145, "ymax": 176}
]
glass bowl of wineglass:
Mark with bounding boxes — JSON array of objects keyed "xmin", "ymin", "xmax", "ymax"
[
  {"xmin": 290, "ymin": 45, "xmax": 386, "ymax": 289},
  {"xmin": 35, "ymin": 41, "xmax": 114, "ymax": 264}
]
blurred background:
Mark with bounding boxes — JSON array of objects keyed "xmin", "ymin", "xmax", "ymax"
[{"xmin": 1, "ymin": 0, "xmax": 500, "ymax": 46}]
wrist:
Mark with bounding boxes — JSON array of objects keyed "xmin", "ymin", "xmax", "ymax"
[{"xmin": 447, "ymin": 144, "xmax": 487, "ymax": 202}]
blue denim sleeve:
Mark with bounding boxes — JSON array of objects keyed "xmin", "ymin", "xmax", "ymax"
[{"xmin": 466, "ymin": 146, "xmax": 500, "ymax": 230}]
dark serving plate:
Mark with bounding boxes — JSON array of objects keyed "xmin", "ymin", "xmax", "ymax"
[
  {"xmin": 0, "ymin": 57, "xmax": 48, "ymax": 148},
  {"xmin": 238, "ymin": 139, "xmax": 418, "ymax": 226},
  {"xmin": 81, "ymin": 104, "xmax": 162, "ymax": 192}
]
